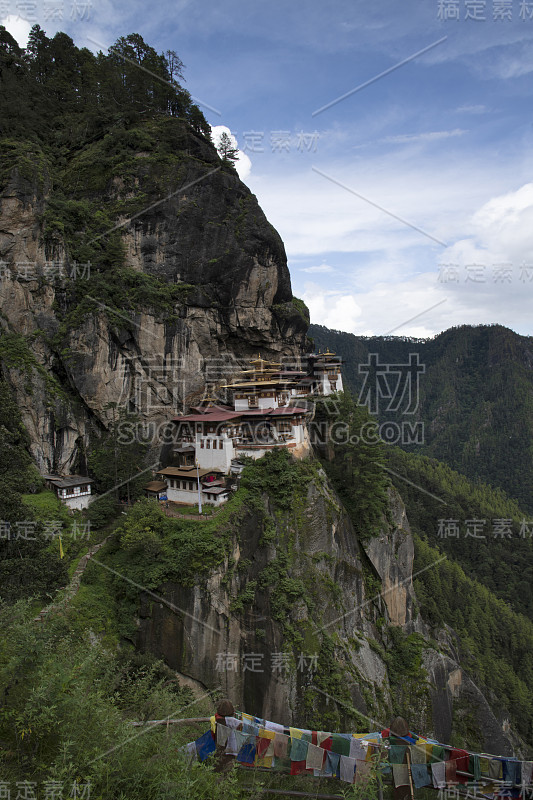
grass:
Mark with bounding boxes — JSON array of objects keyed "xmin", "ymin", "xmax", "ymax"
[
  {"xmin": 22, "ymin": 489, "xmax": 65, "ymax": 517},
  {"xmin": 168, "ymin": 503, "xmax": 216, "ymax": 516}
]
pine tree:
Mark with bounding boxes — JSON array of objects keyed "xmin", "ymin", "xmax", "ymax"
[{"xmin": 217, "ymin": 131, "xmax": 239, "ymax": 164}]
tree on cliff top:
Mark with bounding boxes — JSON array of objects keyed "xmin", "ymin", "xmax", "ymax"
[{"xmin": 217, "ymin": 131, "xmax": 239, "ymax": 165}]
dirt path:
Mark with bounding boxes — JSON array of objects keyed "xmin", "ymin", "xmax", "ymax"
[{"xmin": 33, "ymin": 536, "xmax": 111, "ymax": 623}]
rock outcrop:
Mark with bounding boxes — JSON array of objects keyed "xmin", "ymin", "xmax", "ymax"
[
  {"xmin": 134, "ymin": 475, "xmax": 524, "ymax": 754},
  {"xmin": 0, "ymin": 120, "xmax": 308, "ymax": 472}
]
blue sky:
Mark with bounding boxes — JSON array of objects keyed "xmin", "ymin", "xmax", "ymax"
[{"xmin": 3, "ymin": 0, "xmax": 533, "ymax": 337}]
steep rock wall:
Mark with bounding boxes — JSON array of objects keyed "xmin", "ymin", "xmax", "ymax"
[
  {"xmin": 134, "ymin": 474, "xmax": 523, "ymax": 753},
  {"xmin": 0, "ymin": 120, "xmax": 308, "ymax": 472}
]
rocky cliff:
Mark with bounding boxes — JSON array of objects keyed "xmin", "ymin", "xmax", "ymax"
[
  {"xmin": 0, "ymin": 119, "xmax": 308, "ymax": 473},
  {"xmin": 131, "ymin": 464, "xmax": 524, "ymax": 755}
]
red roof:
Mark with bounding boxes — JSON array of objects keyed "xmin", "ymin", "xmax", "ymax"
[
  {"xmin": 269, "ymin": 407, "xmax": 308, "ymax": 415},
  {"xmin": 237, "ymin": 408, "xmax": 307, "ymax": 417},
  {"xmin": 172, "ymin": 410, "xmax": 241, "ymax": 423},
  {"xmin": 171, "ymin": 406, "xmax": 309, "ymax": 424}
]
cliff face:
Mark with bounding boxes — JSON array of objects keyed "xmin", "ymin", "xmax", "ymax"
[
  {"xmin": 0, "ymin": 120, "xmax": 308, "ymax": 472},
  {"xmin": 134, "ymin": 475, "xmax": 522, "ymax": 754}
]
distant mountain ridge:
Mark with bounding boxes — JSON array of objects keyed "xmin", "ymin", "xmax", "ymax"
[{"xmin": 309, "ymin": 323, "xmax": 533, "ymax": 511}]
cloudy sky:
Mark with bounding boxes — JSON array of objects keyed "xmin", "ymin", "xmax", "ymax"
[{"xmin": 3, "ymin": 0, "xmax": 533, "ymax": 337}]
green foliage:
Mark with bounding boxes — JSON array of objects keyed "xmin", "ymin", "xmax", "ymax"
[
  {"xmin": 258, "ymin": 550, "xmax": 309, "ymax": 627},
  {"xmin": 0, "ymin": 379, "xmax": 68, "ymax": 603},
  {"xmin": 291, "ymin": 296, "xmax": 311, "ymax": 324},
  {"xmin": 413, "ymin": 536, "xmax": 533, "ymax": 739},
  {"xmin": 0, "ymin": 600, "xmax": 249, "ymax": 798},
  {"xmin": 0, "ymin": 28, "xmax": 211, "ymax": 143},
  {"xmin": 381, "ymin": 447, "xmax": 533, "ymax": 737},
  {"xmin": 85, "ymin": 493, "xmax": 121, "ymax": 530},
  {"xmin": 87, "ymin": 405, "xmax": 149, "ymax": 504},
  {"xmin": 109, "ymin": 494, "xmax": 249, "ymax": 589},
  {"xmin": 386, "ymin": 446, "xmax": 533, "ymax": 618},
  {"xmin": 382, "ymin": 628, "xmax": 426, "ymax": 684},
  {"xmin": 309, "ymin": 322, "xmax": 533, "ymax": 512},
  {"xmin": 240, "ymin": 447, "xmax": 315, "ymax": 510},
  {"xmin": 0, "ymin": 331, "xmax": 64, "ymax": 399},
  {"xmin": 314, "ymin": 392, "xmax": 390, "ymax": 541},
  {"xmin": 22, "ymin": 489, "xmax": 66, "ymax": 520},
  {"xmin": 0, "ymin": 378, "xmax": 38, "ymax": 495},
  {"xmin": 229, "ymin": 579, "xmax": 257, "ymax": 612},
  {"xmin": 306, "ymin": 633, "xmax": 369, "ymax": 731},
  {"xmin": 0, "ymin": 138, "xmax": 49, "ymax": 191},
  {"xmin": 1, "ymin": 29, "xmax": 211, "ymax": 342},
  {"xmin": 216, "ymin": 131, "xmax": 238, "ymax": 165},
  {"xmin": 272, "ymin": 297, "xmax": 310, "ymax": 329}
]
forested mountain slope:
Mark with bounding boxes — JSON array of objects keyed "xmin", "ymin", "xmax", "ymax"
[{"xmin": 309, "ymin": 323, "xmax": 533, "ymax": 511}]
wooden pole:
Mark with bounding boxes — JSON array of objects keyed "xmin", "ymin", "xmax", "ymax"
[
  {"xmin": 377, "ymin": 741, "xmax": 385, "ymax": 800},
  {"xmin": 391, "ymin": 717, "xmax": 412, "ymax": 800},
  {"xmin": 405, "ymin": 745, "xmax": 415, "ymax": 800}
]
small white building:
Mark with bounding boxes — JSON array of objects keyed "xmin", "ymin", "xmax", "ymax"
[
  {"xmin": 145, "ymin": 480, "xmax": 168, "ymax": 501},
  {"xmin": 153, "ymin": 466, "xmax": 227, "ymax": 506},
  {"xmin": 200, "ymin": 485, "xmax": 230, "ymax": 506},
  {"xmin": 44, "ymin": 474, "xmax": 94, "ymax": 511}
]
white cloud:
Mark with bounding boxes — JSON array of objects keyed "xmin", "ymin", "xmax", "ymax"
[
  {"xmin": 384, "ymin": 129, "xmax": 467, "ymax": 145},
  {"xmin": 456, "ymin": 104, "xmax": 488, "ymax": 114},
  {"xmin": 481, "ymin": 45, "xmax": 533, "ymax": 79},
  {"xmin": 210, "ymin": 125, "xmax": 251, "ymax": 180},
  {"xmin": 1, "ymin": 14, "xmax": 32, "ymax": 47},
  {"xmin": 247, "ymin": 151, "xmax": 513, "ymax": 261},
  {"xmin": 304, "ymin": 286, "xmax": 363, "ymax": 333},
  {"xmin": 300, "ymin": 182, "xmax": 533, "ymax": 337},
  {"xmin": 442, "ymin": 182, "xmax": 533, "ymax": 268},
  {"xmin": 303, "ymin": 275, "xmax": 488, "ymax": 338},
  {"xmin": 301, "ymin": 264, "xmax": 335, "ymax": 274}
]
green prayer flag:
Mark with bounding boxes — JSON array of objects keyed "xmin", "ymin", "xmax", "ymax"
[
  {"xmin": 331, "ymin": 733, "xmax": 351, "ymax": 756},
  {"xmin": 389, "ymin": 745, "xmax": 407, "ymax": 764},
  {"xmin": 431, "ymin": 745, "xmax": 446, "ymax": 763},
  {"xmin": 290, "ymin": 737, "xmax": 309, "ymax": 762},
  {"xmin": 470, "ymin": 754, "xmax": 481, "ymax": 780}
]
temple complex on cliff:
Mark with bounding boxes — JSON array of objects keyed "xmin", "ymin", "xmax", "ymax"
[{"xmin": 146, "ymin": 350, "xmax": 343, "ymax": 506}]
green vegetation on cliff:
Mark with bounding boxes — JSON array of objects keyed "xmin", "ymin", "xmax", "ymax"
[
  {"xmin": 0, "ymin": 27, "xmax": 211, "ymax": 146},
  {"xmin": 313, "ymin": 391, "xmax": 390, "ymax": 542},
  {"xmin": 0, "ymin": 600, "xmax": 250, "ymax": 798},
  {"xmin": 1, "ymin": 25, "xmax": 304, "ymax": 370},
  {"xmin": 414, "ymin": 535, "xmax": 533, "ymax": 741},
  {"xmin": 0, "ymin": 378, "xmax": 68, "ymax": 603},
  {"xmin": 0, "ymin": 27, "xmax": 225, "ymax": 342}
]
